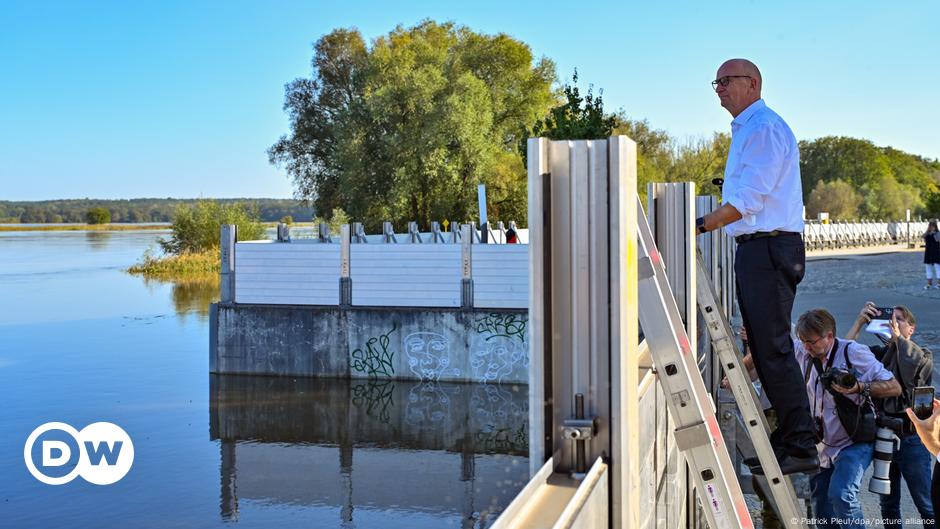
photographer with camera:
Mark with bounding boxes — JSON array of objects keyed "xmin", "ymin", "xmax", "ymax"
[
  {"xmin": 791, "ymin": 309, "xmax": 901, "ymax": 528},
  {"xmin": 847, "ymin": 303, "xmax": 935, "ymax": 528}
]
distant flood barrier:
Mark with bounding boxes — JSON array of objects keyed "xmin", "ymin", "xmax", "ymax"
[{"xmin": 804, "ymin": 219, "xmax": 929, "ymax": 251}]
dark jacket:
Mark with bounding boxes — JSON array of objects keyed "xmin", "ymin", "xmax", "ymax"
[
  {"xmin": 926, "ymin": 232, "xmax": 940, "ymax": 264},
  {"xmin": 872, "ymin": 338, "xmax": 933, "ymax": 420}
]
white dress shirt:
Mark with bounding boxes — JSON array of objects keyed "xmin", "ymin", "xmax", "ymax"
[{"xmin": 721, "ymin": 99, "xmax": 805, "ymax": 237}]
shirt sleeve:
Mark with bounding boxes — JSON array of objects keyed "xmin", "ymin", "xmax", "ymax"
[
  {"xmin": 852, "ymin": 342, "xmax": 895, "ymax": 382},
  {"xmin": 724, "ymin": 122, "xmax": 788, "ymax": 217}
]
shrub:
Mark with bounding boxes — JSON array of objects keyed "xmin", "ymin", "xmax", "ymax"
[{"xmin": 158, "ymin": 200, "xmax": 264, "ymax": 255}]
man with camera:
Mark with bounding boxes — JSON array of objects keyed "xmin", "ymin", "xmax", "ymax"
[
  {"xmin": 846, "ymin": 303, "xmax": 935, "ymax": 528},
  {"xmin": 790, "ymin": 309, "xmax": 902, "ymax": 528}
]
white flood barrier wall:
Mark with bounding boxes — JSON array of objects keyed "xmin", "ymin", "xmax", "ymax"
[
  {"xmin": 234, "ymin": 241, "xmax": 341, "ymax": 305},
  {"xmin": 229, "ymin": 226, "xmax": 529, "ymax": 309}
]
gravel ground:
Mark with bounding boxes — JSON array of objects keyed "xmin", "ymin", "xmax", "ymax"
[{"xmin": 752, "ymin": 249, "xmax": 939, "ymax": 528}]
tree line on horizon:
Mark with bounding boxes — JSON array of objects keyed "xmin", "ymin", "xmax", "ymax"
[
  {"xmin": 0, "ymin": 198, "xmax": 313, "ymax": 225},
  {"xmin": 270, "ymin": 20, "xmax": 940, "ymax": 229}
]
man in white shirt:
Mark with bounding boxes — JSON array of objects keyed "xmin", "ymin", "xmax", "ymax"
[{"xmin": 696, "ymin": 58, "xmax": 818, "ymax": 474}]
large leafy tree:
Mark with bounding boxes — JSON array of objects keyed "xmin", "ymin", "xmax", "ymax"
[
  {"xmin": 806, "ymin": 179, "xmax": 863, "ymax": 219},
  {"xmin": 269, "ymin": 21, "xmax": 555, "ymax": 230},
  {"xmin": 800, "ymin": 136, "xmax": 939, "ymax": 218}
]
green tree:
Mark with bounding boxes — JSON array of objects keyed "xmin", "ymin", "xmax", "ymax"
[
  {"xmin": 669, "ymin": 133, "xmax": 731, "ymax": 198},
  {"xmin": 313, "ymin": 207, "xmax": 350, "ymax": 234},
  {"xmin": 269, "ymin": 21, "xmax": 556, "ymax": 231},
  {"xmin": 159, "ymin": 201, "xmax": 264, "ymax": 255},
  {"xmin": 800, "ymin": 136, "xmax": 937, "ymax": 218},
  {"xmin": 85, "ymin": 207, "xmax": 111, "ymax": 224},
  {"xmin": 805, "ymin": 179, "xmax": 863, "ymax": 219},
  {"xmin": 527, "ymin": 70, "xmax": 615, "ymax": 143},
  {"xmin": 610, "ymin": 116, "xmax": 674, "ymax": 205}
]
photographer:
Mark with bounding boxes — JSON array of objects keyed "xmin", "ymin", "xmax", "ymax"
[
  {"xmin": 847, "ymin": 303, "xmax": 935, "ymax": 528},
  {"xmin": 794, "ymin": 309, "xmax": 901, "ymax": 529}
]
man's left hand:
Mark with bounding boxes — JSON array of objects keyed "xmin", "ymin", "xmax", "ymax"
[{"xmin": 830, "ymin": 381, "xmax": 861, "ymax": 395}]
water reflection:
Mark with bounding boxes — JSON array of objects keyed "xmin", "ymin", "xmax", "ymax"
[
  {"xmin": 209, "ymin": 376, "xmax": 529, "ymax": 528},
  {"xmin": 84, "ymin": 230, "xmax": 113, "ymax": 249},
  {"xmin": 141, "ymin": 275, "xmax": 219, "ymax": 321}
]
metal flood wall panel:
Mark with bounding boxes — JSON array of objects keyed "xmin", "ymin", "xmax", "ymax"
[
  {"xmin": 472, "ymin": 244, "xmax": 529, "ymax": 309},
  {"xmin": 350, "ymin": 244, "xmax": 461, "ymax": 307},
  {"xmin": 235, "ymin": 242, "xmax": 340, "ymax": 305}
]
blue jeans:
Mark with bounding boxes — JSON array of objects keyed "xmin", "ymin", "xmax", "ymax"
[
  {"xmin": 811, "ymin": 442, "xmax": 873, "ymax": 528},
  {"xmin": 879, "ymin": 434, "xmax": 936, "ymax": 529}
]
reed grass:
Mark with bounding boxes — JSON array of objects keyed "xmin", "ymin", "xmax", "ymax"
[{"xmin": 127, "ymin": 249, "xmax": 219, "ymax": 278}]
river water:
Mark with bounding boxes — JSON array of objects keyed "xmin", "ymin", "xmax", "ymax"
[{"xmin": 0, "ymin": 230, "xmax": 528, "ymax": 528}]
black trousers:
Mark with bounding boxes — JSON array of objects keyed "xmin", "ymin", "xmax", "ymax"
[{"xmin": 735, "ymin": 233, "xmax": 817, "ymax": 457}]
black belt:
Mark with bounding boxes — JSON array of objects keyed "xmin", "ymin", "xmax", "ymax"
[{"xmin": 735, "ymin": 230, "xmax": 801, "ymax": 244}]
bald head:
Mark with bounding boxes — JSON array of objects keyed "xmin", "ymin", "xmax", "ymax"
[
  {"xmin": 715, "ymin": 58, "xmax": 763, "ymax": 117},
  {"xmin": 720, "ymin": 59, "xmax": 762, "ymax": 88}
]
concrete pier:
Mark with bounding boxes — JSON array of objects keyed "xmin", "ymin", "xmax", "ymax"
[{"xmin": 211, "ymin": 303, "xmax": 529, "ymax": 384}]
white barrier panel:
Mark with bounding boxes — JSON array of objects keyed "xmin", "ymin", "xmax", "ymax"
[
  {"xmin": 350, "ymin": 244, "xmax": 462, "ymax": 307},
  {"xmin": 235, "ymin": 241, "xmax": 341, "ymax": 305},
  {"xmin": 472, "ymin": 245, "xmax": 529, "ymax": 309}
]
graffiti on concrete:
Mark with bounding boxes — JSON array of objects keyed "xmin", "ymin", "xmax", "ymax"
[
  {"xmin": 471, "ymin": 334, "xmax": 528, "ymax": 384},
  {"xmin": 351, "ymin": 323, "xmax": 397, "ymax": 378},
  {"xmin": 404, "ymin": 331, "xmax": 460, "ymax": 381},
  {"xmin": 351, "ymin": 380, "xmax": 395, "ymax": 423},
  {"xmin": 471, "ymin": 314, "xmax": 529, "ymax": 384},
  {"xmin": 473, "ymin": 313, "xmax": 527, "ymax": 343}
]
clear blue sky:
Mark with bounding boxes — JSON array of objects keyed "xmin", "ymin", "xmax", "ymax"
[{"xmin": 2, "ymin": 0, "xmax": 937, "ymax": 201}]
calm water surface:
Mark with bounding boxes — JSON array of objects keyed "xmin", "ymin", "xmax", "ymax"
[{"xmin": 0, "ymin": 230, "xmax": 528, "ymax": 528}]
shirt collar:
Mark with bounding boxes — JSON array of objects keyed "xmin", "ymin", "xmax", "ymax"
[{"xmin": 731, "ymin": 99, "xmax": 766, "ymax": 129}]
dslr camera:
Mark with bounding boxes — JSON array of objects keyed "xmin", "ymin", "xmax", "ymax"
[{"xmin": 820, "ymin": 367, "xmax": 860, "ymax": 391}]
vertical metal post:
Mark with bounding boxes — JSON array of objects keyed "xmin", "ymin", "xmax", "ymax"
[
  {"xmin": 527, "ymin": 137, "xmax": 550, "ymax": 477},
  {"xmin": 608, "ymin": 135, "xmax": 640, "ymax": 529},
  {"xmin": 461, "ymin": 224, "xmax": 472, "ymax": 309},
  {"xmin": 352, "ymin": 222, "xmax": 367, "ymax": 243},
  {"xmin": 408, "ymin": 221, "xmax": 422, "ymax": 243},
  {"xmin": 220, "ymin": 224, "xmax": 236, "ymax": 303},
  {"xmin": 340, "ymin": 224, "xmax": 351, "ymax": 306},
  {"xmin": 383, "ymin": 221, "xmax": 397, "ymax": 243}
]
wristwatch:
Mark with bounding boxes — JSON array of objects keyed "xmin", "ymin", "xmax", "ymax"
[
  {"xmin": 860, "ymin": 382, "xmax": 871, "ymax": 398},
  {"xmin": 696, "ymin": 217, "xmax": 707, "ymax": 234}
]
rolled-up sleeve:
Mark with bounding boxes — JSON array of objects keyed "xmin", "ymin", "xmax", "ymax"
[{"xmin": 725, "ymin": 122, "xmax": 787, "ymax": 216}]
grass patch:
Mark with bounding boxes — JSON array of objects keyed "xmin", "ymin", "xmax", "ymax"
[
  {"xmin": 127, "ymin": 248, "xmax": 219, "ymax": 279},
  {"xmin": 0, "ymin": 224, "xmax": 169, "ymax": 232}
]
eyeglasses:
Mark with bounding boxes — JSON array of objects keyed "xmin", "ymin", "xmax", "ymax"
[
  {"xmin": 711, "ymin": 75, "xmax": 751, "ymax": 90},
  {"xmin": 800, "ymin": 336, "xmax": 825, "ymax": 348}
]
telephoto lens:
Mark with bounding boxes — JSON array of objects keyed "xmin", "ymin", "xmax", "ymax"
[{"xmin": 869, "ymin": 416, "xmax": 903, "ymax": 495}]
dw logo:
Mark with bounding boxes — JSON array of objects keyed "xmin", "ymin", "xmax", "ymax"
[{"xmin": 24, "ymin": 422, "xmax": 134, "ymax": 485}]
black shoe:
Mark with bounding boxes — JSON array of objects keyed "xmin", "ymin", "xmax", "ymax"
[{"xmin": 751, "ymin": 454, "xmax": 820, "ymax": 476}]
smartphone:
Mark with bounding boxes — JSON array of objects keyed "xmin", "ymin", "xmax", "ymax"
[
  {"xmin": 874, "ymin": 306, "xmax": 894, "ymax": 320},
  {"xmin": 913, "ymin": 386, "xmax": 935, "ymax": 420}
]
